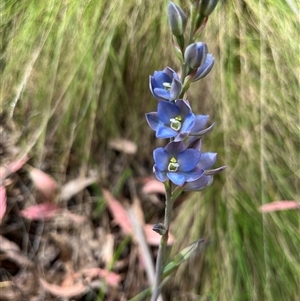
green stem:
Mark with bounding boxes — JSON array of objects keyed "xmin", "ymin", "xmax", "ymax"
[
  {"xmin": 180, "ymin": 3, "xmax": 199, "ymax": 95},
  {"xmin": 151, "ymin": 181, "xmax": 173, "ymax": 301}
]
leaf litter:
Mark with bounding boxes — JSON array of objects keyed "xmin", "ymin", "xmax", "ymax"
[{"xmin": 0, "ymin": 124, "xmax": 179, "ymax": 300}]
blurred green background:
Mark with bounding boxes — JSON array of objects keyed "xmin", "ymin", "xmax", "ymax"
[{"xmin": 1, "ymin": 0, "xmax": 299, "ymax": 300}]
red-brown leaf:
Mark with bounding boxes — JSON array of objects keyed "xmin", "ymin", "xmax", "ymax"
[
  {"xmin": 40, "ymin": 279, "xmax": 88, "ymax": 298},
  {"xmin": 102, "ymin": 189, "xmax": 132, "ymax": 234},
  {"xmin": 79, "ymin": 267, "xmax": 122, "ymax": 287},
  {"xmin": 28, "ymin": 167, "xmax": 58, "ymax": 199},
  {"xmin": 0, "ymin": 156, "xmax": 28, "ymax": 181},
  {"xmin": 40, "ymin": 266, "xmax": 121, "ymax": 298},
  {"xmin": 60, "ymin": 177, "xmax": 97, "ymax": 201},
  {"xmin": 0, "ymin": 186, "xmax": 7, "ymax": 223},
  {"xmin": 259, "ymin": 201, "xmax": 300, "ymax": 212},
  {"xmin": 20, "ymin": 203, "xmax": 61, "ymax": 220},
  {"xmin": 142, "ymin": 178, "xmax": 165, "ymax": 195}
]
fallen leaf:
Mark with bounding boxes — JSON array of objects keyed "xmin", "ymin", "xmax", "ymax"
[
  {"xmin": 40, "ymin": 279, "xmax": 88, "ymax": 298},
  {"xmin": 41, "ymin": 267, "xmax": 120, "ymax": 299},
  {"xmin": 0, "ymin": 185, "xmax": 7, "ymax": 223},
  {"xmin": 20, "ymin": 203, "xmax": 61, "ymax": 220},
  {"xmin": 259, "ymin": 201, "xmax": 300, "ymax": 212},
  {"xmin": 102, "ymin": 189, "xmax": 132, "ymax": 234},
  {"xmin": 59, "ymin": 260, "xmax": 76, "ymax": 287},
  {"xmin": 0, "ymin": 156, "xmax": 28, "ymax": 181},
  {"xmin": 8, "ymin": 156, "xmax": 29, "ymax": 173},
  {"xmin": 28, "ymin": 167, "xmax": 58, "ymax": 199},
  {"xmin": 108, "ymin": 138, "xmax": 137, "ymax": 155},
  {"xmin": 0, "ymin": 235, "xmax": 34, "ymax": 267},
  {"xmin": 0, "ymin": 235, "xmax": 20, "ymax": 253},
  {"xmin": 98, "ymin": 233, "xmax": 114, "ymax": 265},
  {"xmin": 142, "ymin": 178, "xmax": 165, "ymax": 195},
  {"xmin": 60, "ymin": 177, "xmax": 97, "ymax": 201},
  {"xmin": 60, "ymin": 211, "xmax": 86, "ymax": 224},
  {"xmin": 144, "ymin": 224, "xmax": 174, "ymax": 246},
  {"xmin": 103, "ymin": 189, "xmax": 174, "ymax": 246},
  {"xmin": 0, "ymin": 236, "xmax": 36, "ymax": 300},
  {"xmin": 79, "ymin": 267, "xmax": 122, "ymax": 287}
]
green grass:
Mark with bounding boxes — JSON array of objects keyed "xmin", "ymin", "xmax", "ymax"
[
  {"xmin": 1, "ymin": 0, "xmax": 299, "ymax": 300},
  {"xmin": 172, "ymin": 1, "xmax": 300, "ymax": 300}
]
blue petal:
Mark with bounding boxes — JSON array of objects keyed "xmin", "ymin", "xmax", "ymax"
[
  {"xmin": 157, "ymin": 101, "xmax": 180, "ymax": 123},
  {"xmin": 174, "ymin": 132, "xmax": 189, "ymax": 141},
  {"xmin": 183, "ymin": 166, "xmax": 204, "ymax": 182},
  {"xmin": 204, "ymin": 165, "xmax": 226, "ymax": 175},
  {"xmin": 156, "ymin": 125, "xmax": 177, "ymax": 139},
  {"xmin": 183, "ymin": 175, "xmax": 213, "ymax": 191},
  {"xmin": 170, "ymin": 78, "xmax": 182, "ymax": 100},
  {"xmin": 193, "ymin": 54, "xmax": 214, "ymax": 81},
  {"xmin": 165, "ymin": 141, "xmax": 186, "ymax": 156},
  {"xmin": 153, "ymin": 88, "xmax": 170, "ymax": 100},
  {"xmin": 154, "ymin": 72, "xmax": 171, "ymax": 86},
  {"xmin": 176, "ymin": 100, "xmax": 192, "ymax": 117},
  {"xmin": 149, "ymin": 76, "xmax": 155, "ymax": 95},
  {"xmin": 167, "ymin": 172, "xmax": 186, "ymax": 186},
  {"xmin": 150, "ymin": 76, "xmax": 159, "ymax": 90},
  {"xmin": 145, "ymin": 113, "xmax": 159, "ymax": 131},
  {"xmin": 190, "ymin": 115, "xmax": 209, "ymax": 133},
  {"xmin": 177, "ymin": 149, "xmax": 201, "ymax": 171},
  {"xmin": 187, "ymin": 137, "xmax": 202, "ymax": 151},
  {"xmin": 181, "ymin": 113, "xmax": 195, "ymax": 132},
  {"xmin": 197, "ymin": 152, "xmax": 217, "ymax": 170},
  {"xmin": 164, "ymin": 67, "xmax": 178, "ymax": 80},
  {"xmin": 154, "ymin": 165, "xmax": 168, "ymax": 182},
  {"xmin": 153, "ymin": 148, "xmax": 169, "ymax": 170}
]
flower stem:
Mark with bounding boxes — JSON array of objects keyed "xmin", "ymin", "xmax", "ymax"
[{"xmin": 151, "ymin": 181, "xmax": 173, "ymax": 301}]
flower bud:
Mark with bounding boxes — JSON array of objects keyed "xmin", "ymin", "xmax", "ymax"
[
  {"xmin": 167, "ymin": 2, "xmax": 187, "ymax": 37},
  {"xmin": 193, "ymin": 53, "xmax": 214, "ymax": 81},
  {"xmin": 199, "ymin": 0, "xmax": 219, "ymax": 17},
  {"xmin": 152, "ymin": 223, "xmax": 166, "ymax": 235},
  {"xmin": 184, "ymin": 42, "xmax": 208, "ymax": 69}
]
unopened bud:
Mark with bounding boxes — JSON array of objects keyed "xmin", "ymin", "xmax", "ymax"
[
  {"xmin": 193, "ymin": 53, "xmax": 214, "ymax": 81},
  {"xmin": 153, "ymin": 223, "xmax": 166, "ymax": 235},
  {"xmin": 184, "ymin": 42, "xmax": 208, "ymax": 69},
  {"xmin": 199, "ymin": 0, "xmax": 219, "ymax": 17},
  {"xmin": 167, "ymin": 2, "xmax": 187, "ymax": 37}
]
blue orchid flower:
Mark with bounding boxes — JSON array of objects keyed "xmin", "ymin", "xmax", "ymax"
[
  {"xmin": 149, "ymin": 67, "xmax": 182, "ymax": 101},
  {"xmin": 182, "ymin": 138, "xmax": 226, "ymax": 190},
  {"xmin": 153, "ymin": 141, "xmax": 204, "ymax": 186},
  {"xmin": 146, "ymin": 100, "xmax": 209, "ymax": 141}
]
